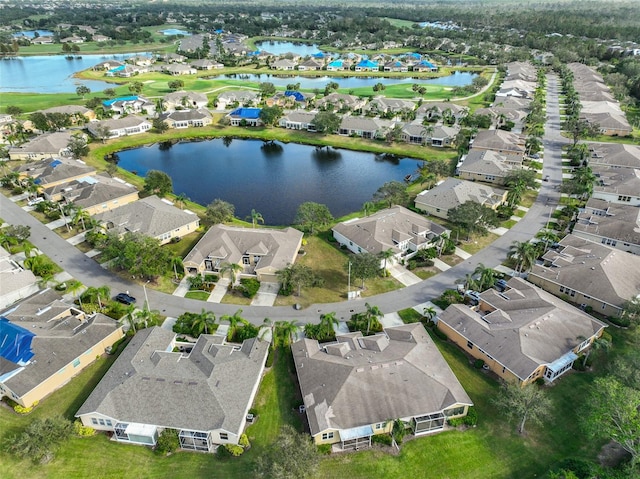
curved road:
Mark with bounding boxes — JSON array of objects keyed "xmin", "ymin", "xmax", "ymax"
[{"xmin": 1, "ymin": 74, "xmax": 567, "ymax": 324}]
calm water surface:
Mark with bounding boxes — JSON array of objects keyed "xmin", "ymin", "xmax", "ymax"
[
  {"xmin": 116, "ymin": 139, "xmax": 421, "ymax": 225},
  {"xmin": 256, "ymin": 41, "xmax": 322, "ymax": 56}
]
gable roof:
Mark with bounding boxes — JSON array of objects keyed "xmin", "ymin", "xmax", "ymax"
[
  {"xmin": 16, "ymin": 157, "xmax": 95, "ymax": 187},
  {"xmin": 588, "ymin": 143, "xmax": 640, "ymax": 168},
  {"xmin": 457, "ymin": 149, "xmax": 523, "ymax": 178},
  {"xmin": 438, "ymin": 278, "xmax": 607, "ymax": 381},
  {"xmin": 76, "ymin": 327, "xmax": 269, "ymax": 435},
  {"xmin": 592, "ymin": 165, "xmax": 640, "ymax": 198},
  {"xmin": 531, "ymin": 234, "xmax": 640, "ymax": 309},
  {"xmin": 9, "ymin": 131, "xmax": 74, "ymax": 156},
  {"xmin": 332, "ymin": 205, "xmax": 447, "ymax": 255},
  {"xmin": 292, "ymin": 323, "xmax": 472, "ymax": 436},
  {"xmin": 415, "ymin": 178, "xmax": 506, "ymax": 211},
  {"xmin": 471, "ymin": 129, "xmax": 524, "ymax": 153},
  {"xmin": 183, "ymin": 225, "xmax": 303, "ymax": 274},
  {"xmin": 574, "ymin": 200, "xmax": 640, "ymax": 246},
  {"xmin": 93, "ymin": 195, "xmax": 198, "ymax": 239},
  {"xmin": 43, "ymin": 174, "xmax": 138, "ymax": 210}
]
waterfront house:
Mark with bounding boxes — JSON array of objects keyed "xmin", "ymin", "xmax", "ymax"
[
  {"xmin": 15, "ymin": 157, "xmax": 95, "ymax": 190},
  {"xmin": 8, "ymin": 131, "xmax": 75, "ymax": 161},
  {"xmin": 163, "ymin": 91, "xmax": 209, "ymax": 110},
  {"xmin": 456, "ymin": 148, "xmax": 524, "ymax": 185},
  {"xmin": 227, "ymin": 108, "xmax": 262, "ymax": 127},
  {"xmin": 87, "ymin": 116, "xmax": 152, "ymax": 139},
  {"xmin": 160, "ymin": 109, "xmax": 213, "ymax": 129},
  {"xmin": 278, "ymin": 111, "xmax": 317, "ymax": 131}
]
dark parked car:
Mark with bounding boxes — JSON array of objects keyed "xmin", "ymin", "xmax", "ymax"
[
  {"xmin": 115, "ymin": 292, "xmax": 136, "ymax": 305},
  {"xmin": 495, "ymin": 279, "xmax": 508, "ymax": 292}
]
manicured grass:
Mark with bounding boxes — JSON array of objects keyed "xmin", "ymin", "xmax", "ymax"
[
  {"xmin": 413, "ymin": 268, "xmax": 438, "ymax": 280},
  {"xmin": 220, "ymin": 290, "xmax": 253, "ymax": 306},
  {"xmin": 520, "ymin": 189, "xmax": 539, "ymax": 208},
  {"xmin": 458, "ymin": 233, "xmax": 500, "ymax": 255},
  {"xmin": 397, "ymin": 307, "xmax": 423, "ymax": 323},
  {"xmin": 163, "ymin": 229, "xmax": 206, "ymax": 258},
  {"xmin": 501, "ymin": 219, "xmax": 518, "ymax": 229},
  {"xmin": 514, "ymin": 209, "xmax": 527, "ymax": 218},
  {"xmin": 440, "ymin": 254, "xmax": 464, "ymax": 267},
  {"xmin": 184, "ymin": 290, "xmax": 210, "ymax": 301}
]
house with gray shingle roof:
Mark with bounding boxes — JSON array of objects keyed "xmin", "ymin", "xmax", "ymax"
[
  {"xmin": 43, "ymin": 174, "xmax": 139, "ymax": 216},
  {"xmin": 271, "ymin": 58, "xmax": 297, "ymax": 70},
  {"xmin": 292, "ymin": 323, "xmax": 472, "ymax": 449},
  {"xmin": 183, "ymin": 224, "xmax": 303, "ymax": 282},
  {"xmin": 216, "ymin": 90, "xmax": 260, "ymax": 110},
  {"xmin": 588, "ymin": 143, "xmax": 640, "ymax": 169},
  {"xmin": 401, "ymin": 122, "xmax": 459, "ymax": 147},
  {"xmin": 529, "ymin": 234, "xmax": 640, "ymax": 318},
  {"xmin": 76, "ymin": 327, "xmax": 269, "ymax": 452},
  {"xmin": 414, "ymin": 178, "xmax": 507, "ymax": 219},
  {"xmin": 316, "ymin": 93, "xmax": 366, "ymax": 112},
  {"xmin": 191, "ymin": 59, "xmax": 224, "ymax": 70},
  {"xmin": 338, "ymin": 116, "xmax": 390, "ymax": 139},
  {"xmin": 366, "ymin": 97, "xmax": 416, "ymax": 115},
  {"xmin": 332, "ymin": 206, "xmax": 448, "ymax": 266},
  {"xmin": 573, "ymin": 199, "xmax": 640, "ymax": 255},
  {"xmin": 163, "ymin": 90, "xmax": 209, "ymax": 110},
  {"xmin": 15, "ymin": 157, "xmax": 95, "ymax": 190},
  {"xmin": 279, "ymin": 111, "xmax": 317, "ymax": 131},
  {"xmin": 591, "ymin": 165, "xmax": 640, "ymax": 206},
  {"xmin": 0, "ymin": 246, "xmax": 38, "ymax": 310},
  {"xmin": 8, "ymin": 131, "xmax": 75, "ymax": 161},
  {"xmin": 93, "ymin": 195, "xmax": 199, "ymax": 245},
  {"xmin": 87, "ymin": 116, "xmax": 152, "ymax": 139},
  {"xmin": 0, "ymin": 289, "xmax": 124, "ymax": 408},
  {"xmin": 298, "ymin": 59, "xmax": 323, "ymax": 71},
  {"xmin": 438, "ymin": 277, "xmax": 607, "ymax": 386},
  {"xmin": 456, "ymin": 148, "xmax": 524, "ymax": 185},
  {"xmin": 470, "ymin": 129, "xmax": 525, "ymax": 156},
  {"xmin": 160, "ymin": 109, "xmax": 213, "ymax": 129}
]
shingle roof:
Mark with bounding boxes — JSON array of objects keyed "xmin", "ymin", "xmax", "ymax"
[
  {"xmin": 43, "ymin": 174, "xmax": 138, "ymax": 211},
  {"xmin": 574, "ymin": 200, "xmax": 640, "ymax": 246},
  {"xmin": 592, "ymin": 165, "xmax": 640, "ymax": 197},
  {"xmin": 332, "ymin": 205, "xmax": 447, "ymax": 255},
  {"xmin": 16, "ymin": 157, "xmax": 95, "ymax": 187},
  {"xmin": 93, "ymin": 195, "xmax": 198, "ymax": 239},
  {"xmin": 415, "ymin": 178, "xmax": 506, "ymax": 211},
  {"xmin": 438, "ymin": 278, "xmax": 607, "ymax": 381},
  {"xmin": 76, "ymin": 327, "xmax": 269, "ymax": 435},
  {"xmin": 457, "ymin": 149, "xmax": 523, "ymax": 178},
  {"xmin": 471, "ymin": 130, "xmax": 524, "ymax": 153},
  {"xmin": 530, "ymin": 234, "xmax": 640, "ymax": 309},
  {"xmin": 589, "ymin": 143, "xmax": 640, "ymax": 168},
  {"xmin": 293, "ymin": 323, "xmax": 472, "ymax": 436},
  {"xmin": 9, "ymin": 131, "xmax": 74, "ymax": 156}
]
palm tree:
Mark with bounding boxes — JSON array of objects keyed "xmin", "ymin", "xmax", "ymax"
[
  {"xmin": 423, "ymin": 306, "xmax": 437, "ymax": 322},
  {"xmin": 461, "ymin": 273, "xmax": 477, "ymax": 292},
  {"xmin": 123, "ymin": 303, "xmax": 137, "ymax": 333},
  {"xmin": 362, "ymin": 201, "xmax": 375, "ymax": 217},
  {"xmin": 577, "ymin": 335, "xmax": 611, "ymax": 367},
  {"xmin": 220, "ymin": 262, "xmax": 243, "ymax": 284},
  {"xmin": 174, "ymin": 193, "xmax": 189, "ymax": 210},
  {"xmin": 508, "ymin": 240, "xmax": 538, "ymax": 274},
  {"xmin": 378, "ymin": 248, "xmax": 395, "ymax": 271},
  {"xmin": 363, "ymin": 302, "xmax": 383, "ymax": 335},
  {"xmin": 272, "ymin": 320, "xmax": 300, "ymax": 348},
  {"xmin": 221, "ymin": 308, "xmax": 247, "ymax": 342},
  {"xmin": 535, "ymin": 229, "xmax": 559, "ymax": 254},
  {"xmin": 248, "ymin": 209, "xmax": 264, "ymax": 228},
  {"xmin": 318, "ymin": 312, "xmax": 339, "ymax": 339},
  {"xmin": 473, "ymin": 263, "xmax": 496, "ymax": 291},
  {"xmin": 71, "ymin": 206, "xmax": 91, "ymax": 231},
  {"xmin": 191, "ymin": 309, "xmax": 216, "ymax": 336}
]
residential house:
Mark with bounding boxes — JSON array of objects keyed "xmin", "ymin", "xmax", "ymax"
[
  {"xmin": 332, "ymin": 206, "xmax": 448, "ymax": 266},
  {"xmin": 160, "ymin": 109, "xmax": 213, "ymax": 129},
  {"xmin": 316, "ymin": 93, "xmax": 366, "ymax": 113},
  {"xmin": 8, "ymin": 131, "xmax": 75, "ymax": 161},
  {"xmin": 60, "ymin": 36, "xmax": 84, "ymax": 43},
  {"xmin": 588, "ymin": 143, "xmax": 640, "ymax": 169},
  {"xmin": 227, "ymin": 108, "xmax": 262, "ymax": 127},
  {"xmin": 127, "ymin": 55, "xmax": 153, "ymax": 67},
  {"xmin": 92, "ymin": 35, "xmax": 111, "ymax": 43},
  {"xmin": 31, "ymin": 36, "xmax": 54, "ymax": 45},
  {"xmin": 456, "ymin": 148, "xmax": 524, "ymax": 185},
  {"xmin": 427, "ymin": 125, "xmax": 460, "ymax": 147},
  {"xmin": 216, "ymin": 90, "xmax": 259, "ymax": 110},
  {"xmin": 355, "ymin": 59, "xmax": 379, "ymax": 72},
  {"xmin": 102, "ymin": 96, "xmax": 155, "ymax": 117},
  {"xmin": 529, "ymin": 234, "xmax": 640, "ymax": 318},
  {"xmin": 412, "ymin": 60, "xmax": 438, "ymax": 72},
  {"xmin": 163, "ymin": 91, "xmax": 209, "ymax": 110},
  {"xmin": 327, "ymin": 59, "xmax": 347, "ymax": 71},
  {"xmin": 105, "ymin": 64, "xmax": 148, "ymax": 78},
  {"xmin": 437, "ymin": 278, "xmax": 607, "ymax": 385},
  {"xmin": 15, "ymin": 157, "xmax": 95, "ymax": 190},
  {"xmin": 416, "ymin": 102, "xmax": 468, "ymax": 123},
  {"xmin": 292, "ymin": 323, "xmax": 472, "ymax": 449},
  {"xmin": 0, "ymin": 246, "xmax": 39, "ymax": 310},
  {"xmin": 573, "ymin": 198, "xmax": 640, "ymax": 255},
  {"xmin": 93, "ymin": 195, "xmax": 199, "ymax": 245},
  {"xmin": 400, "ymin": 123, "xmax": 431, "ymax": 145},
  {"xmin": 338, "ymin": 117, "xmax": 386, "ymax": 139},
  {"xmin": 414, "ymin": 178, "xmax": 507, "ymax": 219},
  {"xmin": 158, "ymin": 53, "xmax": 187, "ymax": 63},
  {"xmin": 0, "ymin": 289, "xmax": 124, "ymax": 408},
  {"xmin": 191, "ymin": 59, "xmax": 224, "ymax": 70},
  {"xmin": 76, "ymin": 327, "xmax": 269, "ymax": 452},
  {"xmin": 279, "ymin": 111, "xmax": 317, "ymax": 131},
  {"xmin": 43, "ymin": 174, "xmax": 139, "ymax": 216},
  {"xmin": 87, "ymin": 116, "xmax": 152, "ymax": 139},
  {"xmin": 38, "ymin": 105, "xmax": 95, "ymax": 123},
  {"xmin": 591, "ymin": 165, "xmax": 640, "ymax": 206},
  {"xmin": 271, "ymin": 59, "xmax": 297, "ymax": 71},
  {"xmin": 366, "ymin": 97, "xmax": 416, "ymax": 116},
  {"xmin": 470, "ymin": 129, "xmax": 525, "ymax": 156},
  {"xmin": 297, "ymin": 59, "xmax": 323, "ymax": 71},
  {"xmin": 383, "ymin": 61, "xmax": 408, "ymax": 72},
  {"xmin": 162, "ymin": 64, "xmax": 197, "ymax": 76},
  {"xmin": 266, "ymin": 91, "xmax": 314, "ymax": 109},
  {"xmin": 183, "ymin": 224, "xmax": 303, "ymax": 283}
]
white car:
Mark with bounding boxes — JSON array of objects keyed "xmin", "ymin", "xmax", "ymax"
[{"xmin": 27, "ymin": 197, "xmax": 45, "ymax": 206}]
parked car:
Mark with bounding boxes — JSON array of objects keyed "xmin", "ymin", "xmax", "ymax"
[
  {"xmin": 114, "ymin": 292, "xmax": 136, "ymax": 305},
  {"xmin": 27, "ymin": 197, "xmax": 45, "ymax": 206},
  {"xmin": 465, "ymin": 290, "xmax": 481, "ymax": 304},
  {"xmin": 543, "ymin": 175, "xmax": 550, "ymax": 182},
  {"xmin": 495, "ymin": 279, "xmax": 508, "ymax": 292}
]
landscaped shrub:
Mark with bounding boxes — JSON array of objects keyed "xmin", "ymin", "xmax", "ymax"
[
  {"xmin": 431, "ymin": 327, "xmax": 448, "ymax": 341},
  {"xmin": 473, "ymin": 359, "xmax": 485, "ymax": 369},
  {"xmin": 73, "ymin": 420, "xmax": 96, "ymax": 437},
  {"xmin": 239, "ymin": 278, "xmax": 260, "ymax": 298},
  {"xmin": 371, "ymin": 433, "xmax": 393, "ymax": 446},
  {"xmin": 608, "ymin": 316, "xmax": 631, "ymax": 327},
  {"xmin": 239, "ymin": 433, "xmax": 250, "ymax": 448},
  {"xmin": 265, "ymin": 348, "xmax": 274, "ymax": 367},
  {"xmin": 155, "ymin": 429, "xmax": 179, "ymax": 455},
  {"xmin": 9, "ymin": 399, "xmax": 38, "ymax": 414},
  {"xmin": 204, "ymin": 274, "xmax": 218, "ymax": 283},
  {"xmin": 317, "ymin": 444, "xmax": 332, "ymax": 455},
  {"xmin": 224, "ymin": 444, "xmax": 245, "ymax": 456},
  {"xmin": 248, "ymin": 407, "xmax": 259, "ymax": 417},
  {"xmin": 448, "ymin": 406, "xmax": 477, "ymax": 427},
  {"xmin": 552, "ymin": 458, "xmax": 595, "ymax": 479}
]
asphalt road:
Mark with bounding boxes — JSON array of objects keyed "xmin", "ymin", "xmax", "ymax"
[{"xmin": 1, "ymin": 74, "xmax": 568, "ymax": 325}]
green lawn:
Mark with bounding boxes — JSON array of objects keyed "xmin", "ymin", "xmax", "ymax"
[{"xmin": 184, "ymin": 290, "xmax": 210, "ymax": 301}]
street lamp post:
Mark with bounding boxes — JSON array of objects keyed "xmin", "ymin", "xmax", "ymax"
[{"xmin": 143, "ymin": 280, "xmax": 150, "ymax": 311}]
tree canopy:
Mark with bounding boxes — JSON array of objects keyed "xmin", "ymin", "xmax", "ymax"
[
  {"xmin": 205, "ymin": 198, "xmax": 235, "ymax": 225},
  {"xmin": 143, "ymin": 170, "xmax": 173, "ymax": 198},
  {"xmin": 448, "ymin": 201, "xmax": 500, "ymax": 236},
  {"xmin": 254, "ymin": 425, "xmax": 319, "ymax": 479},
  {"xmin": 294, "ymin": 202, "xmax": 333, "ymax": 234},
  {"xmin": 312, "ymin": 111, "xmax": 341, "ymax": 134}
]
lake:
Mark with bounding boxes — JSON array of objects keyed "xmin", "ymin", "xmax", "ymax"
[
  {"xmin": 115, "ymin": 139, "xmax": 421, "ymax": 225},
  {"xmin": 0, "ymin": 53, "xmax": 150, "ymax": 94},
  {"xmin": 160, "ymin": 29, "xmax": 191, "ymax": 36},
  {"xmin": 256, "ymin": 41, "xmax": 322, "ymax": 57},
  {"xmin": 214, "ymin": 71, "xmax": 476, "ymax": 90}
]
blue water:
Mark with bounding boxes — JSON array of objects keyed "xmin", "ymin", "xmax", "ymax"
[
  {"xmin": 12, "ymin": 30, "xmax": 54, "ymax": 38},
  {"xmin": 115, "ymin": 139, "xmax": 421, "ymax": 225},
  {"xmin": 0, "ymin": 53, "xmax": 151, "ymax": 93},
  {"xmin": 213, "ymin": 71, "xmax": 476, "ymax": 90},
  {"xmin": 160, "ymin": 29, "xmax": 191, "ymax": 36},
  {"xmin": 256, "ymin": 41, "xmax": 322, "ymax": 56}
]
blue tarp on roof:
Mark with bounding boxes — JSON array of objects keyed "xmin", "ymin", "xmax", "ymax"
[
  {"xmin": 328, "ymin": 60, "xmax": 343, "ymax": 68},
  {"xmin": 312, "ymin": 52, "xmax": 325, "ymax": 59},
  {"xmin": 50, "ymin": 159, "xmax": 62, "ymax": 168},
  {"xmin": 247, "ymin": 50, "xmax": 261, "ymax": 56},
  {"xmin": 284, "ymin": 91, "xmax": 305, "ymax": 101},
  {"xmin": 102, "ymin": 95, "xmax": 138, "ymax": 107},
  {"xmin": 356, "ymin": 59, "xmax": 378, "ymax": 68},
  {"xmin": 0, "ymin": 317, "xmax": 35, "ymax": 365},
  {"xmin": 417, "ymin": 60, "xmax": 436, "ymax": 69},
  {"xmin": 214, "ymin": 29, "xmax": 224, "ymax": 34},
  {"xmin": 230, "ymin": 108, "xmax": 261, "ymax": 119},
  {"xmin": 407, "ymin": 52, "xmax": 422, "ymax": 60}
]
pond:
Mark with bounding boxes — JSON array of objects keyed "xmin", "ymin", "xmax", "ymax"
[
  {"xmin": 213, "ymin": 71, "xmax": 477, "ymax": 90},
  {"xmin": 160, "ymin": 29, "xmax": 191, "ymax": 36},
  {"xmin": 12, "ymin": 30, "xmax": 54, "ymax": 38},
  {"xmin": 0, "ymin": 53, "xmax": 150, "ymax": 93},
  {"xmin": 115, "ymin": 139, "xmax": 422, "ymax": 226},
  {"xmin": 256, "ymin": 41, "xmax": 322, "ymax": 57}
]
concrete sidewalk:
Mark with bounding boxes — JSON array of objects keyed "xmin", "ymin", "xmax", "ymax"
[
  {"xmin": 251, "ymin": 282, "xmax": 280, "ymax": 306},
  {"xmin": 380, "ymin": 312, "xmax": 404, "ymax": 328},
  {"xmin": 67, "ymin": 232, "xmax": 86, "ymax": 245},
  {"xmin": 207, "ymin": 278, "xmax": 230, "ymax": 303},
  {"xmin": 387, "ymin": 264, "xmax": 422, "ymax": 286}
]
